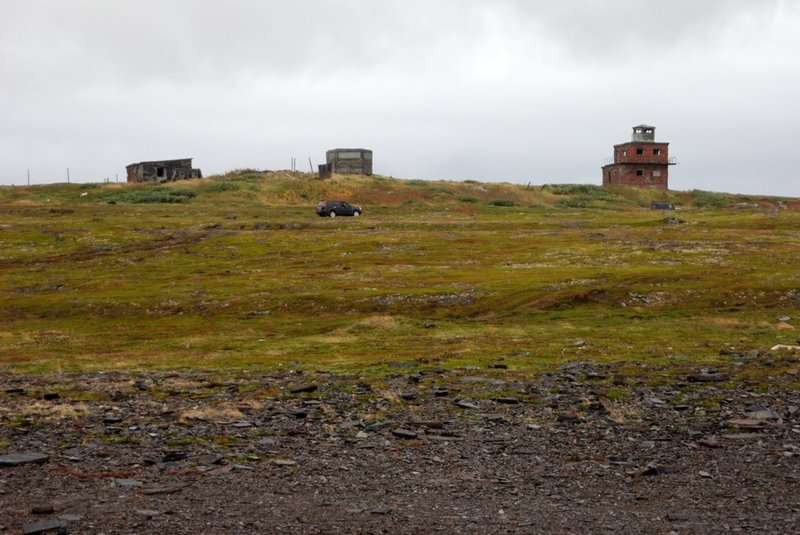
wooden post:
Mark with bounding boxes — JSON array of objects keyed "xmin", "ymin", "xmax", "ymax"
[{"xmin": 308, "ymin": 157, "xmax": 313, "ymax": 173}]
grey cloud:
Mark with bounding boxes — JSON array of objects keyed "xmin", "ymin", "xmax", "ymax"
[
  {"xmin": 500, "ymin": 0, "xmax": 782, "ymax": 60},
  {"xmin": 1, "ymin": 1, "xmax": 799, "ymax": 195}
]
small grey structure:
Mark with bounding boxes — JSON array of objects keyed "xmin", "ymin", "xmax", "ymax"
[
  {"xmin": 326, "ymin": 148, "xmax": 373, "ymax": 175},
  {"xmin": 126, "ymin": 158, "xmax": 202, "ymax": 183}
]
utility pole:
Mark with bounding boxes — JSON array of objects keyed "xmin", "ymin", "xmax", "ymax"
[
  {"xmin": 308, "ymin": 157, "xmax": 313, "ymax": 173},
  {"xmin": 27, "ymin": 169, "xmax": 30, "ymax": 186},
  {"xmin": 67, "ymin": 167, "xmax": 70, "ymax": 184}
]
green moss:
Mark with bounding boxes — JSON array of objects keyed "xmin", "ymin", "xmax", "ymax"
[
  {"xmin": 166, "ymin": 437, "xmax": 199, "ymax": 447},
  {"xmin": 102, "ymin": 186, "xmax": 196, "ymax": 204},
  {"xmin": 604, "ymin": 388, "xmax": 629, "ymax": 401},
  {"xmin": 101, "ymin": 434, "xmax": 138, "ymax": 445},
  {"xmin": 488, "ymin": 199, "xmax": 515, "ymax": 207},
  {"xmin": 691, "ymin": 190, "xmax": 733, "ymax": 208},
  {"xmin": 196, "ymin": 180, "xmax": 241, "ymax": 194}
]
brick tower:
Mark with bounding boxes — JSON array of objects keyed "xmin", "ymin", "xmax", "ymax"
[{"xmin": 602, "ymin": 125, "xmax": 674, "ymax": 189}]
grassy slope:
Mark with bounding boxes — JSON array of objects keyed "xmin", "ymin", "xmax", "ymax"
[{"xmin": 0, "ymin": 172, "xmax": 798, "ymax": 381}]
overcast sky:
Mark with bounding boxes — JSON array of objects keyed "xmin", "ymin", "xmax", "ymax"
[{"xmin": 1, "ymin": 0, "xmax": 799, "ymax": 196}]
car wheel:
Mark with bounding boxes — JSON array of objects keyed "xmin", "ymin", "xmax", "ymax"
[
  {"xmin": 353, "ymin": 210, "xmax": 360, "ymax": 217},
  {"xmin": 329, "ymin": 211, "xmax": 336, "ymax": 218}
]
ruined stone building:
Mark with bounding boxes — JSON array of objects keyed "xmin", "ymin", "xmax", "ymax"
[
  {"xmin": 325, "ymin": 149, "xmax": 373, "ymax": 175},
  {"xmin": 602, "ymin": 125, "xmax": 675, "ymax": 189},
  {"xmin": 126, "ymin": 158, "xmax": 202, "ymax": 183}
]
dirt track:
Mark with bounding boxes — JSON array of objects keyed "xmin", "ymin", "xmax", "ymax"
[{"xmin": 1, "ymin": 361, "xmax": 799, "ymax": 534}]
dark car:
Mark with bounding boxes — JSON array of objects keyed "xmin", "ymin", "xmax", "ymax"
[{"xmin": 316, "ymin": 200, "xmax": 363, "ymax": 217}]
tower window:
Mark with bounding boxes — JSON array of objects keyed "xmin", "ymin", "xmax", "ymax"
[
  {"xmin": 653, "ymin": 148, "xmax": 662, "ymax": 155},
  {"xmin": 636, "ymin": 148, "xmax": 644, "ymax": 155},
  {"xmin": 636, "ymin": 170, "xmax": 644, "ymax": 176},
  {"xmin": 653, "ymin": 170, "xmax": 662, "ymax": 177},
  {"xmin": 622, "ymin": 149, "xmax": 627, "ymax": 157}
]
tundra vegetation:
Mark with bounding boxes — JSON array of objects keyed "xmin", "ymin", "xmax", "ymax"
[{"xmin": 0, "ymin": 171, "xmax": 798, "ymax": 387}]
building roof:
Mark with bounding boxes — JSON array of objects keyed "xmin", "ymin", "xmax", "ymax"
[{"xmin": 126, "ymin": 158, "xmax": 193, "ymax": 168}]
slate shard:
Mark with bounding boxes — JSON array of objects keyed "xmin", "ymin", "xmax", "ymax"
[
  {"xmin": 22, "ymin": 519, "xmax": 68, "ymax": 535},
  {"xmin": 0, "ymin": 452, "xmax": 50, "ymax": 467}
]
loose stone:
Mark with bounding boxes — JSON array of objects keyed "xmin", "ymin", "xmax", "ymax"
[
  {"xmin": 0, "ymin": 453, "xmax": 49, "ymax": 467},
  {"xmin": 162, "ymin": 451, "xmax": 188, "ymax": 462},
  {"xmin": 287, "ymin": 408, "xmax": 311, "ymax": 419},
  {"xmin": 371, "ymin": 506, "xmax": 392, "ymax": 515},
  {"xmin": 22, "ymin": 520, "xmax": 68, "ymax": 535},
  {"xmin": 687, "ymin": 373, "xmax": 730, "ymax": 383},
  {"xmin": 746, "ymin": 408, "xmax": 780, "ymax": 421},
  {"xmin": 231, "ymin": 421, "xmax": 253, "ymax": 428},
  {"xmin": 725, "ymin": 419, "xmax": 767, "ymax": 430},
  {"xmin": 31, "ymin": 504, "xmax": 55, "ymax": 515},
  {"xmin": 136, "ymin": 509, "xmax": 161, "ymax": 518},
  {"xmin": 114, "ymin": 478, "xmax": 144, "ymax": 487},
  {"xmin": 288, "ymin": 383, "xmax": 318, "ymax": 394},
  {"xmin": 698, "ymin": 438, "xmax": 723, "ymax": 448},
  {"xmin": 557, "ymin": 411, "xmax": 580, "ymax": 423},
  {"xmin": 721, "ymin": 433, "xmax": 761, "ymax": 441},
  {"xmin": 392, "ymin": 428, "xmax": 418, "ymax": 439}
]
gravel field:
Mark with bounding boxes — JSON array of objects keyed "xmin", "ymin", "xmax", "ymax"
[{"xmin": 1, "ymin": 359, "xmax": 799, "ymax": 534}]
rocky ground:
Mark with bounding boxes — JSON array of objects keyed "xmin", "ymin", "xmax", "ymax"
[{"xmin": 1, "ymin": 355, "xmax": 799, "ymax": 534}]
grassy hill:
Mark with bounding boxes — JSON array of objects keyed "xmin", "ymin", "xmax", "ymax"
[{"xmin": 1, "ymin": 172, "xmax": 798, "ymax": 384}]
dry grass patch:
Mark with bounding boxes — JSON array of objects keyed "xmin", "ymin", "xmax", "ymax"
[
  {"xmin": 756, "ymin": 321, "xmax": 797, "ymax": 331},
  {"xmin": 601, "ymin": 399, "xmax": 643, "ymax": 425},
  {"xmin": 378, "ymin": 389, "xmax": 404, "ymax": 404},
  {"xmin": 349, "ymin": 315, "xmax": 403, "ymax": 331},
  {"xmin": 703, "ymin": 317, "xmax": 747, "ymax": 328},
  {"xmin": 158, "ymin": 377, "xmax": 210, "ymax": 392},
  {"xmin": 236, "ymin": 399, "xmax": 264, "ymax": 411},
  {"xmin": 310, "ymin": 333, "xmax": 358, "ymax": 345},
  {"xmin": 179, "ymin": 404, "xmax": 246, "ymax": 422},
  {"xmin": 0, "ymin": 401, "xmax": 90, "ymax": 420}
]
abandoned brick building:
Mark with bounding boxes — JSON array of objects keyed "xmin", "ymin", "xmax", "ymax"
[
  {"xmin": 602, "ymin": 125, "xmax": 675, "ymax": 190},
  {"xmin": 325, "ymin": 149, "xmax": 373, "ymax": 175},
  {"xmin": 126, "ymin": 158, "xmax": 202, "ymax": 183}
]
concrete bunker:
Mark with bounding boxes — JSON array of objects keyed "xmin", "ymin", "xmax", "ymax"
[
  {"xmin": 325, "ymin": 149, "xmax": 373, "ymax": 175},
  {"xmin": 126, "ymin": 158, "xmax": 202, "ymax": 183}
]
